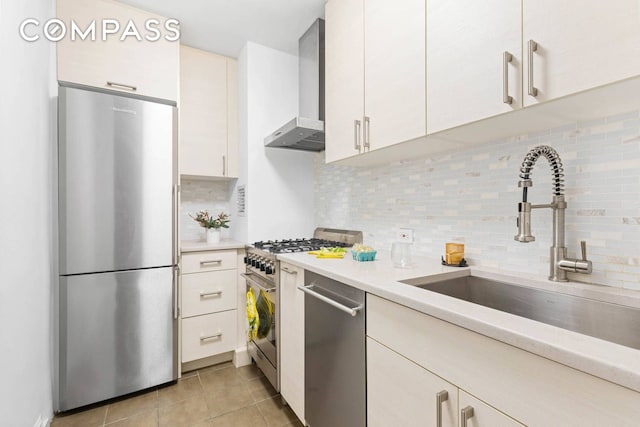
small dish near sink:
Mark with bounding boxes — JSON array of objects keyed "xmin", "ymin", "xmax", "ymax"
[{"xmin": 400, "ymin": 274, "xmax": 640, "ymax": 351}]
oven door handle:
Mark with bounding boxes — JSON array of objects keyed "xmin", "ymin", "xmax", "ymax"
[
  {"xmin": 297, "ymin": 284, "xmax": 363, "ymax": 317},
  {"xmin": 242, "ymin": 273, "xmax": 276, "ymax": 293}
]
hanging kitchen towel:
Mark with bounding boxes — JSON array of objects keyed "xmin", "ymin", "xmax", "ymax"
[
  {"xmin": 246, "ymin": 288, "xmax": 259, "ymax": 340},
  {"xmin": 256, "ymin": 289, "xmax": 274, "ymax": 339}
]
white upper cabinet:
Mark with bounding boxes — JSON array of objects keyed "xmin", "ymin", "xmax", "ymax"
[
  {"xmin": 325, "ymin": 0, "xmax": 425, "ymax": 162},
  {"xmin": 57, "ymin": 0, "xmax": 179, "ymax": 102},
  {"xmin": 325, "ymin": 0, "xmax": 365, "ymax": 163},
  {"xmin": 426, "ymin": 0, "xmax": 521, "ymax": 134},
  {"xmin": 364, "ymin": 0, "xmax": 426, "ymax": 151},
  {"xmin": 523, "ymin": 0, "xmax": 640, "ymax": 106},
  {"xmin": 179, "ymin": 46, "xmax": 238, "ymax": 179}
]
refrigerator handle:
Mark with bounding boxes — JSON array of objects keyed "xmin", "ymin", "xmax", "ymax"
[
  {"xmin": 173, "ymin": 183, "xmax": 180, "ymax": 320},
  {"xmin": 173, "ymin": 265, "xmax": 180, "ymax": 319},
  {"xmin": 173, "ymin": 184, "xmax": 180, "ymax": 266}
]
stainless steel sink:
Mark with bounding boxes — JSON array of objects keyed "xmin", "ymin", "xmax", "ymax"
[{"xmin": 400, "ymin": 275, "xmax": 640, "ymax": 351}]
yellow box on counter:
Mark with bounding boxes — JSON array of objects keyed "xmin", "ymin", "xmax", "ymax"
[{"xmin": 445, "ymin": 243, "xmax": 464, "ymax": 265}]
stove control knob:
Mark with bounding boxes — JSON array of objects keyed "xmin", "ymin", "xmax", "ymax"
[
  {"xmin": 260, "ymin": 261, "xmax": 266, "ymax": 271},
  {"xmin": 251, "ymin": 257, "xmax": 257, "ymax": 267},
  {"xmin": 244, "ymin": 256, "xmax": 249, "ymax": 265},
  {"xmin": 265, "ymin": 265, "xmax": 273, "ymax": 275}
]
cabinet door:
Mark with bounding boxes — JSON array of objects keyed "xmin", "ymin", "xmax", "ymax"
[
  {"xmin": 57, "ymin": 0, "xmax": 178, "ymax": 102},
  {"xmin": 181, "ymin": 310, "xmax": 237, "ymax": 363},
  {"xmin": 365, "ymin": 0, "xmax": 426, "ymax": 150},
  {"xmin": 523, "ymin": 0, "xmax": 640, "ymax": 106},
  {"xmin": 458, "ymin": 390, "xmax": 524, "ymax": 427},
  {"xmin": 181, "ymin": 269, "xmax": 237, "ymax": 318},
  {"xmin": 279, "ymin": 263, "xmax": 305, "ymax": 424},
  {"xmin": 367, "ymin": 337, "xmax": 458, "ymax": 427},
  {"xmin": 179, "ymin": 46, "xmax": 228, "ymax": 177},
  {"xmin": 426, "ymin": 0, "xmax": 521, "ymax": 134},
  {"xmin": 325, "ymin": 0, "xmax": 365, "ymax": 163},
  {"xmin": 226, "ymin": 59, "xmax": 239, "ymax": 178}
]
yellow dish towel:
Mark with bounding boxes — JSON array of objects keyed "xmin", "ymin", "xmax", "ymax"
[{"xmin": 246, "ymin": 288, "xmax": 259, "ymax": 340}]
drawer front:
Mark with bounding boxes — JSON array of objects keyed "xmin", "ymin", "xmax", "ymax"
[
  {"xmin": 367, "ymin": 294, "xmax": 640, "ymax": 426},
  {"xmin": 181, "ymin": 310, "xmax": 237, "ymax": 363},
  {"xmin": 181, "ymin": 250, "xmax": 237, "ymax": 273},
  {"xmin": 181, "ymin": 270, "xmax": 237, "ymax": 318}
]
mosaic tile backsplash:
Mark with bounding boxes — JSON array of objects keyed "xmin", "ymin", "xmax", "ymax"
[
  {"xmin": 180, "ymin": 179, "xmax": 231, "ymax": 242},
  {"xmin": 314, "ymin": 111, "xmax": 640, "ymax": 290}
]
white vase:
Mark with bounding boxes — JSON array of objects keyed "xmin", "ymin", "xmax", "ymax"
[{"xmin": 206, "ymin": 228, "xmax": 221, "ymax": 244}]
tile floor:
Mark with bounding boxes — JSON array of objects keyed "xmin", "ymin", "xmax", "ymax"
[{"xmin": 52, "ymin": 362, "xmax": 304, "ymax": 427}]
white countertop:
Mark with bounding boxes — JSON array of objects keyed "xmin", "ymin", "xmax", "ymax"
[
  {"xmin": 277, "ymin": 251, "xmax": 640, "ymax": 393},
  {"xmin": 181, "ymin": 239, "xmax": 246, "ymax": 253}
]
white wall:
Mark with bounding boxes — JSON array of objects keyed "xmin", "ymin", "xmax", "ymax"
[
  {"xmin": 0, "ymin": 0, "xmax": 56, "ymax": 425},
  {"xmin": 315, "ymin": 112, "xmax": 640, "ymax": 289},
  {"xmin": 230, "ymin": 42, "xmax": 315, "ymax": 243}
]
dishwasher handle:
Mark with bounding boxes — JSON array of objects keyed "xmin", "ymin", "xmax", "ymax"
[{"xmin": 298, "ymin": 284, "xmax": 363, "ymax": 317}]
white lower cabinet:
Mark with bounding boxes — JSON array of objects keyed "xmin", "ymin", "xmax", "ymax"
[
  {"xmin": 367, "ymin": 337, "xmax": 520, "ymax": 427},
  {"xmin": 458, "ymin": 390, "xmax": 523, "ymax": 427},
  {"xmin": 367, "ymin": 294, "xmax": 640, "ymax": 426},
  {"xmin": 279, "ymin": 262, "xmax": 305, "ymax": 424},
  {"xmin": 367, "ymin": 337, "xmax": 458, "ymax": 427},
  {"xmin": 180, "ymin": 249, "xmax": 238, "ymax": 366},
  {"xmin": 181, "ymin": 310, "xmax": 237, "ymax": 363}
]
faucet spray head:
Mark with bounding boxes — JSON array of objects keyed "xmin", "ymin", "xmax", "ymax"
[{"xmin": 515, "ymin": 202, "xmax": 535, "ymax": 242}]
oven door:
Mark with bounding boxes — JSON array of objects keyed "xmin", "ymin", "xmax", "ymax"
[{"xmin": 243, "ymin": 272, "xmax": 278, "ymax": 369}]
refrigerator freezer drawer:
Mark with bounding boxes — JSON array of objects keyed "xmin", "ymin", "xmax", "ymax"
[
  {"xmin": 181, "ymin": 310, "xmax": 237, "ymax": 363},
  {"xmin": 59, "ymin": 267, "xmax": 176, "ymax": 411},
  {"xmin": 181, "ymin": 269, "xmax": 238, "ymax": 318}
]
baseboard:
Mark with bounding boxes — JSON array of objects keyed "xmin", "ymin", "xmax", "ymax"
[
  {"xmin": 233, "ymin": 346, "xmax": 251, "ymax": 367},
  {"xmin": 181, "ymin": 351, "xmax": 234, "ymax": 374},
  {"xmin": 33, "ymin": 415, "xmax": 50, "ymax": 427}
]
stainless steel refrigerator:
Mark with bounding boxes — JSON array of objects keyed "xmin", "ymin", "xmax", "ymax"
[{"xmin": 57, "ymin": 85, "xmax": 178, "ymax": 411}]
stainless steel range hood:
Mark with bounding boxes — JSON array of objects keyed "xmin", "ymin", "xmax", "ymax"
[{"xmin": 265, "ymin": 19, "xmax": 325, "ymax": 151}]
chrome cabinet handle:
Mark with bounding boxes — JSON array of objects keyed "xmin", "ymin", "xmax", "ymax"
[
  {"xmin": 354, "ymin": 119, "xmax": 361, "ymax": 151},
  {"xmin": 242, "ymin": 273, "xmax": 276, "ymax": 293},
  {"xmin": 200, "ymin": 332, "xmax": 222, "ymax": 342},
  {"xmin": 503, "ymin": 51, "xmax": 513, "ymax": 105},
  {"xmin": 281, "ymin": 266, "xmax": 297, "ymax": 275},
  {"xmin": 436, "ymin": 390, "xmax": 449, "ymax": 427},
  {"xmin": 106, "ymin": 81, "xmax": 137, "ymax": 92},
  {"xmin": 297, "ymin": 284, "xmax": 363, "ymax": 317},
  {"xmin": 200, "ymin": 259, "xmax": 222, "ymax": 266},
  {"xmin": 461, "ymin": 406, "xmax": 474, "ymax": 427},
  {"xmin": 527, "ymin": 40, "xmax": 538, "ymax": 97},
  {"xmin": 363, "ymin": 116, "xmax": 370, "ymax": 150},
  {"xmin": 222, "ymin": 155, "xmax": 226, "ymax": 177},
  {"xmin": 200, "ymin": 290, "xmax": 222, "ymax": 298}
]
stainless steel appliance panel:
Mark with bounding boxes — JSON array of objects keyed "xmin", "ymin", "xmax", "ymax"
[
  {"xmin": 304, "ymin": 271, "xmax": 365, "ymax": 427},
  {"xmin": 59, "ymin": 267, "xmax": 176, "ymax": 410},
  {"xmin": 58, "ymin": 86, "xmax": 175, "ymax": 275}
]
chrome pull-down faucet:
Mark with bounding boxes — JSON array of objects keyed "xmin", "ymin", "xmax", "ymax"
[{"xmin": 514, "ymin": 145, "xmax": 592, "ymax": 282}]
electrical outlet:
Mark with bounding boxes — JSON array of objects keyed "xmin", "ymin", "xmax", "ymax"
[{"xmin": 397, "ymin": 228, "xmax": 414, "ymax": 243}]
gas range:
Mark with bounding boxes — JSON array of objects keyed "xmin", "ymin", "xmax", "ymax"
[
  {"xmin": 245, "ymin": 228, "xmax": 364, "ymax": 268},
  {"xmin": 242, "ymin": 228, "xmax": 363, "ymax": 392},
  {"xmin": 254, "ymin": 238, "xmax": 351, "ymax": 254}
]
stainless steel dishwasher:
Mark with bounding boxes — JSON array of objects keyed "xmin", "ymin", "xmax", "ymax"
[{"xmin": 299, "ymin": 271, "xmax": 366, "ymax": 427}]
